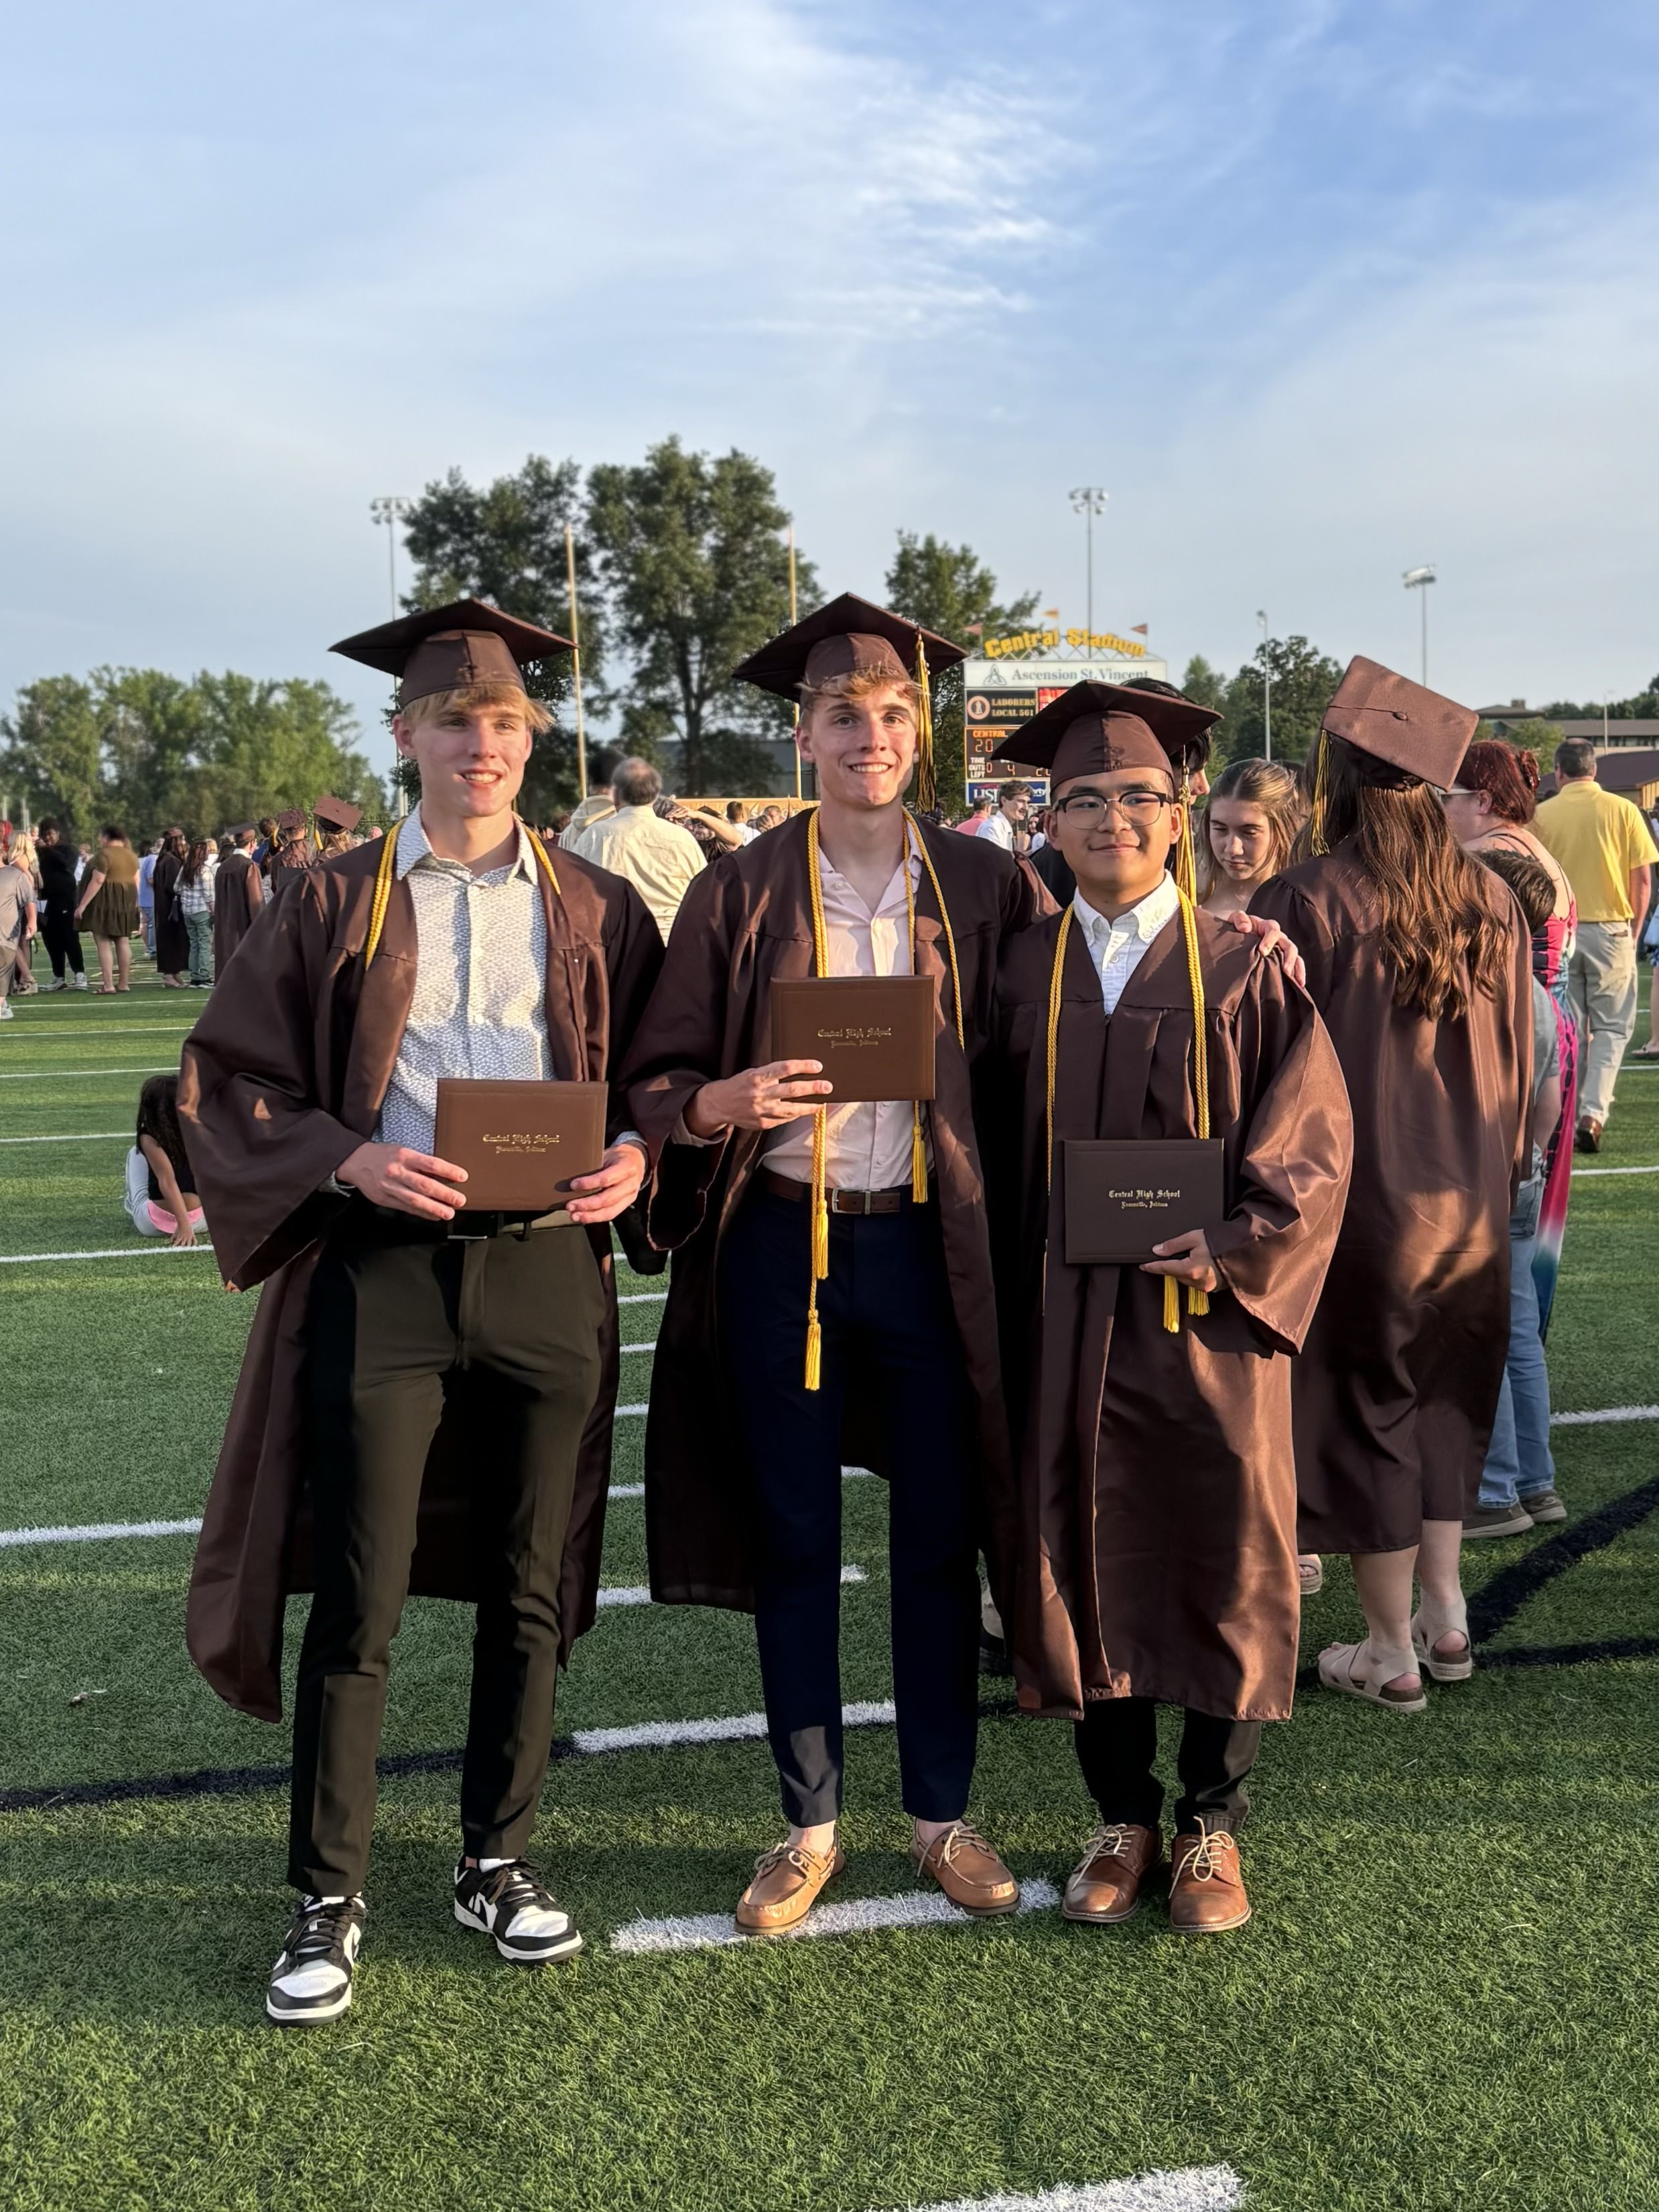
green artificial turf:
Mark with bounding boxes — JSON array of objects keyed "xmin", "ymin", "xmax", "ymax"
[{"xmin": 1, "ymin": 980, "xmax": 1656, "ymax": 2212}]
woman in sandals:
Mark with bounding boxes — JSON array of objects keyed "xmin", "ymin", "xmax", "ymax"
[
  {"xmin": 1195, "ymin": 758, "xmax": 1325, "ymax": 1602},
  {"xmin": 1251, "ymin": 661, "xmax": 1531, "ymax": 1712}
]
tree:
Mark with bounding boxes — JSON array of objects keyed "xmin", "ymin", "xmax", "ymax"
[
  {"xmin": 1179, "ymin": 655, "xmax": 1227, "ymax": 716},
  {"xmin": 401, "ymin": 455, "xmax": 603, "ymax": 818},
  {"xmin": 883, "ymin": 533, "xmax": 1040, "ymax": 817},
  {"xmin": 585, "ymin": 437, "xmax": 815, "ymax": 794},
  {"xmin": 0, "ymin": 669, "xmax": 382, "ymax": 841},
  {"xmin": 1213, "ymin": 636, "xmax": 1344, "ymax": 765}
]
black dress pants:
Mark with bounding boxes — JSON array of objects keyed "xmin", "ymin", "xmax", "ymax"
[
  {"xmin": 288, "ymin": 1211, "xmax": 605, "ymax": 1896},
  {"xmin": 1075, "ymin": 1698, "xmax": 1262, "ymax": 1837},
  {"xmin": 42, "ymin": 908, "xmax": 83, "ymax": 978},
  {"xmin": 719, "ymin": 1186, "xmax": 981, "ymax": 1828}
]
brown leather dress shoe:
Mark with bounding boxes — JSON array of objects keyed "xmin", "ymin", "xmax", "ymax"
[
  {"xmin": 911, "ymin": 1821, "xmax": 1020, "ymax": 1915},
  {"xmin": 734, "ymin": 1840, "xmax": 845, "ymax": 1935},
  {"xmin": 1575, "ymin": 1117, "xmax": 1603, "ymax": 1155},
  {"xmin": 1061, "ymin": 1823, "xmax": 1163, "ymax": 1925},
  {"xmin": 1168, "ymin": 1822, "xmax": 1251, "ymax": 1933}
]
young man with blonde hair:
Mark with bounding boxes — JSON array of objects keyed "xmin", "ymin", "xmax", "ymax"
[
  {"xmin": 621, "ymin": 595, "xmax": 1049, "ymax": 1934},
  {"xmin": 179, "ymin": 601, "xmax": 663, "ymax": 2024}
]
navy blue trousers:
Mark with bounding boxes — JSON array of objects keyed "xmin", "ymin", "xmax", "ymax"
[{"xmin": 719, "ymin": 1188, "xmax": 981, "ymax": 1827}]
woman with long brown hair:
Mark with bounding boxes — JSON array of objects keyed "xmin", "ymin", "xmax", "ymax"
[{"xmin": 1252, "ymin": 660, "xmax": 1531, "ymax": 1712}]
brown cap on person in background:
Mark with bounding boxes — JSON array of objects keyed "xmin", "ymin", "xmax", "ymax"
[
  {"xmin": 1321, "ymin": 656, "xmax": 1479, "ymax": 789},
  {"xmin": 312, "ymin": 794, "xmax": 362, "ymax": 834}
]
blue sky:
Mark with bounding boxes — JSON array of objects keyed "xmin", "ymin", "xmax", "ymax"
[{"xmin": 3, "ymin": 0, "xmax": 1654, "ymax": 770}]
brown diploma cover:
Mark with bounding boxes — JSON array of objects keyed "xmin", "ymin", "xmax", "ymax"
[
  {"xmin": 769, "ymin": 975, "xmax": 936, "ymax": 1103},
  {"xmin": 1063, "ymin": 1138, "xmax": 1226, "ymax": 1265},
  {"xmin": 434, "ymin": 1079, "xmax": 608, "ymax": 1213}
]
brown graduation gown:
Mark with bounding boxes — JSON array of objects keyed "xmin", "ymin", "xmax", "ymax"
[
  {"xmin": 621, "ymin": 810, "xmax": 1050, "ymax": 1615},
  {"xmin": 176, "ymin": 837, "xmax": 663, "ymax": 1722},
  {"xmin": 1251, "ymin": 846, "xmax": 1531, "ymax": 1551},
  {"xmin": 990, "ymin": 908, "xmax": 1353, "ymax": 1722},
  {"xmin": 211, "ymin": 848, "xmax": 264, "ymax": 973}
]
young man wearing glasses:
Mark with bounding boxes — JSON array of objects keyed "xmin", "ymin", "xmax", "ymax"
[{"xmin": 985, "ymin": 684, "xmax": 1352, "ymax": 1935}]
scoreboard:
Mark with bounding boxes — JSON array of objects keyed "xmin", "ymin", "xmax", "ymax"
[{"xmin": 964, "ymin": 642, "xmax": 1169, "ymax": 784}]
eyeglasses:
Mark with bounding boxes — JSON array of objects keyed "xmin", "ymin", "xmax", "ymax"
[{"xmin": 1051, "ymin": 789, "xmax": 1173, "ymax": 825}]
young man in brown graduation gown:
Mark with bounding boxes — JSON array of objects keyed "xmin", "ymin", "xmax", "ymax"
[
  {"xmin": 211, "ymin": 822, "xmax": 265, "ymax": 974},
  {"xmin": 1250, "ymin": 660, "xmax": 1531, "ymax": 1709},
  {"xmin": 988, "ymin": 685, "xmax": 1352, "ymax": 1931},
  {"xmin": 178, "ymin": 600, "xmax": 662, "ymax": 2025},
  {"xmin": 621, "ymin": 595, "xmax": 1049, "ymax": 1933}
]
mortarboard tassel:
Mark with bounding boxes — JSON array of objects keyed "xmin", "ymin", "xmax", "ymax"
[
  {"xmin": 1163, "ymin": 1273, "xmax": 1181, "ymax": 1333},
  {"xmin": 1309, "ymin": 729, "xmax": 1331, "ymax": 856},
  {"xmin": 913, "ymin": 638, "xmax": 937, "ymax": 813},
  {"xmin": 911, "ymin": 1107, "xmax": 929, "ymax": 1203}
]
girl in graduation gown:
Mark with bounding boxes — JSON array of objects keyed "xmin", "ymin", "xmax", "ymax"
[
  {"xmin": 989, "ymin": 685, "xmax": 1352, "ymax": 1933},
  {"xmin": 1251, "ymin": 659, "xmax": 1532, "ymax": 1712}
]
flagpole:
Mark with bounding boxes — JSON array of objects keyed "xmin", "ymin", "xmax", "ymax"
[{"xmin": 565, "ymin": 523, "xmax": 588, "ymax": 801}]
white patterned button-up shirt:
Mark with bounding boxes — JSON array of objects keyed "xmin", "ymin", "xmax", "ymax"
[
  {"xmin": 373, "ymin": 811, "xmax": 551, "ymax": 1154},
  {"xmin": 1073, "ymin": 873, "xmax": 1180, "ymax": 1015}
]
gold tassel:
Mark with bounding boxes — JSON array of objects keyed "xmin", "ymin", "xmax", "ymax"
[
  {"xmin": 913, "ymin": 638, "xmax": 936, "ymax": 813},
  {"xmin": 804, "ymin": 1306, "xmax": 823, "ymax": 1392},
  {"xmin": 1163, "ymin": 1274, "xmax": 1180, "ymax": 1333},
  {"xmin": 1187, "ymin": 1284, "xmax": 1210, "ymax": 1318},
  {"xmin": 1310, "ymin": 729, "xmax": 1331, "ymax": 856},
  {"xmin": 911, "ymin": 1105, "xmax": 928, "ymax": 1202},
  {"xmin": 1174, "ymin": 769, "xmax": 1197, "ymax": 902}
]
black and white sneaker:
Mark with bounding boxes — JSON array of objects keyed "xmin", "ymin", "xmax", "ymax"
[
  {"xmin": 266, "ymin": 1894, "xmax": 366, "ymax": 2026},
  {"xmin": 454, "ymin": 1859, "xmax": 583, "ymax": 1964}
]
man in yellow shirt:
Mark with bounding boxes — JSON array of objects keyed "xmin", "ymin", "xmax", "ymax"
[{"xmin": 1534, "ymin": 739, "xmax": 1658, "ymax": 1150}]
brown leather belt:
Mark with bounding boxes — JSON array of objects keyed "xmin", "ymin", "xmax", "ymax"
[{"xmin": 757, "ymin": 1167, "xmax": 927, "ymax": 1215}]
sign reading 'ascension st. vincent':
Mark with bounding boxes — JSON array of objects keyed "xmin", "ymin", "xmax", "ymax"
[{"xmin": 964, "ymin": 629, "xmax": 1170, "ymax": 789}]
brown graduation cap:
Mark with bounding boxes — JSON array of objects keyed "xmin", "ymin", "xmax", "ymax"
[
  {"xmin": 312, "ymin": 794, "xmax": 362, "ymax": 834},
  {"xmin": 329, "ymin": 598, "xmax": 575, "ymax": 711},
  {"xmin": 732, "ymin": 592, "xmax": 966, "ymax": 700},
  {"xmin": 1321, "ymin": 656, "xmax": 1478, "ymax": 788},
  {"xmin": 275, "ymin": 809, "xmax": 308, "ymax": 833},
  {"xmin": 991, "ymin": 681, "xmax": 1219, "ymax": 786}
]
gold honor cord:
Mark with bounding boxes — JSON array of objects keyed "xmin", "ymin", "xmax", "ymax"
[
  {"xmin": 364, "ymin": 815, "xmax": 561, "ymax": 969},
  {"xmin": 1043, "ymin": 886, "xmax": 1211, "ymax": 1336},
  {"xmin": 800, "ymin": 806, "xmax": 965, "ymax": 1390}
]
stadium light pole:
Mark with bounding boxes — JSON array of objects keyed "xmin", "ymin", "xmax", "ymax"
[
  {"xmin": 1403, "ymin": 563, "xmax": 1436, "ymax": 685},
  {"xmin": 1256, "ymin": 609, "xmax": 1272, "ymax": 762},
  {"xmin": 789, "ymin": 523, "xmax": 802, "ymax": 803},
  {"xmin": 370, "ymin": 496, "xmax": 414, "ymax": 618},
  {"xmin": 563, "ymin": 522, "xmax": 588, "ymax": 801},
  {"xmin": 1069, "ymin": 488, "xmax": 1108, "ymax": 646}
]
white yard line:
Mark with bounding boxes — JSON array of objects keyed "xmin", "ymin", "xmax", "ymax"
[
  {"xmin": 618, "ymin": 1340, "xmax": 656, "ymax": 1354},
  {"xmin": 911, "ymin": 2170, "xmax": 1246, "ymax": 2212},
  {"xmin": 598, "ymin": 1566, "xmax": 864, "ymax": 1610},
  {"xmin": 1573, "ymin": 1164, "xmax": 1659, "ymax": 1176},
  {"xmin": 0, "ymin": 1131, "xmax": 131, "ymax": 1144},
  {"xmin": 612, "ymin": 1876, "xmax": 1061, "ymax": 1955},
  {"xmin": 0, "ymin": 1066, "xmax": 176, "ymax": 1079},
  {"xmin": 1550, "ymin": 1404, "xmax": 1659, "ymax": 1426},
  {"xmin": 0, "ymin": 1024, "xmax": 194, "ymax": 1036},
  {"xmin": 616, "ymin": 1291, "xmax": 665, "ymax": 1304},
  {"xmin": 575, "ymin": 1697, "xmax": 897, "ymax": 1756},
  {"xmin": 0, "ymin": 1517, "xmax": 204, "ymax": 1549},
  {"xmin": 0, "ymin": 1244, "xmax": 216, "ymax": 1265}
]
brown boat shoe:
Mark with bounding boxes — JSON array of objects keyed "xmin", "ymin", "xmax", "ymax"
[
  {"xmin": 911, "ymin": 1821, "xmax": 1020, "ymax": 1916},
  {"xmin": 1061, "ymin": 1822, "xmax": 1163, "ymax": 1925},
  {"xmin": 1168, "ymin": 1821, "xmax": 1251, "ymax": 1933},
  {"xmin": 734, "ymin": 1839, "xmax": 845, "ymax": 1935}
]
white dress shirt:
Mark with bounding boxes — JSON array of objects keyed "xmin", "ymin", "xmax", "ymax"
[
  {"xmin": 574, "ymin": 803, "xmax": 704, "ymax": 941},
  {"xmin": 374, "ymin": 811, "xmax": 551, "ymax": 1155},
  {"xmin": 975, "ymin": 809, "xmax": 1016, "ymax": 850},
  {"xmin": 1073, "ymin": 874, "xmax": 1181, "ymax": 1015},
  {"xmin": 763, "ymin": 837, "xmax": 933, "ymax": 1192}
]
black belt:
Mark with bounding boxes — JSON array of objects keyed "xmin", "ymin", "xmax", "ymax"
[{"xmin": 756, "ymin": 1168, "xmax": 929, "ymax": 1216}]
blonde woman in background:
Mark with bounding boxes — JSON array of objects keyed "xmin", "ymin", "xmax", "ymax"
[
  {"xmin": 5, "ymin": 831, "xmax": 41, "ymax": 992},
  {"xmin": 1197, "ymin": 758, "xmax": 1326, "ymax": 1598}
]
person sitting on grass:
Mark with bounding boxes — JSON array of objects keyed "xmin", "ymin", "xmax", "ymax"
[
  {"xmin": 986, "ymin": 684, "xmax": 1351, "ymax": 1936},
  {"xmin": 1462, "ymin": 847, "xmax": 1566, "ymax": 1540},
  {"xmin": 125, "ymin": 1076, "xmax": 206, "ymax": 1246}
]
